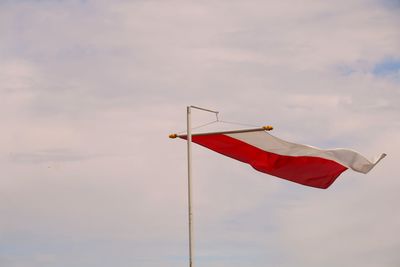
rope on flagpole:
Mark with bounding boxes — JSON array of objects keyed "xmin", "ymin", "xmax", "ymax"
[
  {"xmin": 172, "ymin": 126, "xmax": 273, "ymax": 138},
  {"xmin": 175, "ymin": 120, "xmax": 219, "ymax": 135},
  {"xmin": 218, "ymin": 119, "xmax": 259, "ymax": 128}
]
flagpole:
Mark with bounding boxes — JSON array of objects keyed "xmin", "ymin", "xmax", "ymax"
[
  {"xmin": 186, "ymin": 106, "xmax": 194, "ymax": 267},
  {"xmin": 185, "ymin": 105, "xmax": 219, "ymax": 267}
]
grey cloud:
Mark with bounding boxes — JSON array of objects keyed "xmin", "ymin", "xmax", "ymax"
[
  {"xmin": 0, "ymin": 0, "xmax": 399, "ymax": 267},
  {"xmin": 8, "ymin": 149, "xmax": 91, "ymax": 164}
]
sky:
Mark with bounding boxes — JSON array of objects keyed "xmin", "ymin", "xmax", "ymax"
[{"xmin": 1, "ymin": 0, "xmax": 399, "ymax": 266}]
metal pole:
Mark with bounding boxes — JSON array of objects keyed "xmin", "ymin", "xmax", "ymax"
[
  {"xmin": 187, "ymin": 106, "xmax": 194, "ymax": 267},
  {"xmin": 175, "ymin": 125, "xmax": 273, "ymax": 138},
  {"xmin": 190, "ymin": 105, "xmax": 219, "ymax": 114}
]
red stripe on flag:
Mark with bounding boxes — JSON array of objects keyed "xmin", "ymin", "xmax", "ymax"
[{"xmin": 185, "ymin": 134, "xmax": 348, "ymax": 189}]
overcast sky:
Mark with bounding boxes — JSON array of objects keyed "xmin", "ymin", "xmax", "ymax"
[{"xmin": 1, "ymin": 0, "xmax": 400, "ymax": 266}]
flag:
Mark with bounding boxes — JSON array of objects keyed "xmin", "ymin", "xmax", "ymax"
[{"xmin": 178, "ymin": 128, "xmax": 386, "ymax": 189}]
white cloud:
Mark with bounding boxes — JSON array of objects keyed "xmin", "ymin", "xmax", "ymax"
[{"xmin": 0, "ymin": 0, "xmax": 399, "ymax": 266}]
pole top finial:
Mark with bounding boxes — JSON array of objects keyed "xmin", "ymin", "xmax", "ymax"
[{"xmin": 169, "ymin": 133, "xmax": 178, "ymax": 139}]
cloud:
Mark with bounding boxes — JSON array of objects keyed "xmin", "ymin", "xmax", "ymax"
[
  {"xmin": 8, "ymin": 149, "xmax": 90, "ymax": 164},
  {"xmin": 0, "ymin": 0, "xmax": 399, "ymax": 266}
]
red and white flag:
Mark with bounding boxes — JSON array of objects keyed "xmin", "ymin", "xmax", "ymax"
[{"xmin": 179, "ymin": 128, "xmax": 386, "ymax": 189}]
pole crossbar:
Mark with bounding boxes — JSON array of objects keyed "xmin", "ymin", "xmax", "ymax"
[{"xmin": 177, "ymin": 126, "xmax": 273, "ymax": 138}]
